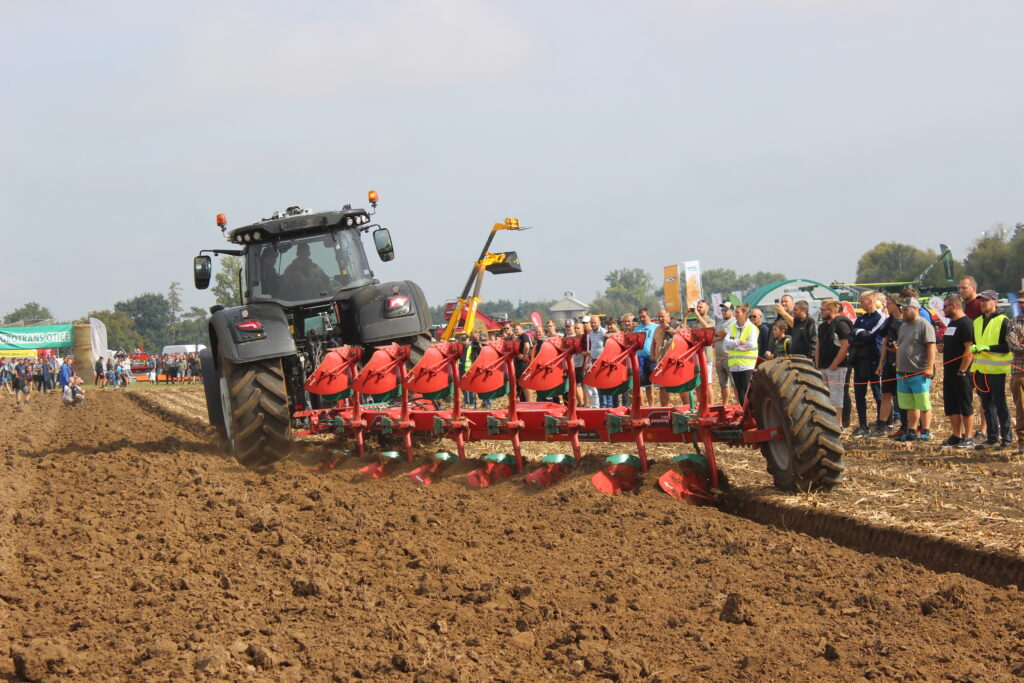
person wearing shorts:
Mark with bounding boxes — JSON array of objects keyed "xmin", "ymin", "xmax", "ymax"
[
  {"xmin": 940, "ymin": 295, "xmax": 975, "ymax": 448},
  {"xmin": 894, "ymin": 298, "xmax": 936, "ymax": 442},
  {"xmin": 816, "ymin": 299, "xmax": 851, "ymax": 426}
]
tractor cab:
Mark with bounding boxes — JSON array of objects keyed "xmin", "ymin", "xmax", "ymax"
[{"xmin": 194, "ymin": 202, "xmax": 395, "ymax": 308}]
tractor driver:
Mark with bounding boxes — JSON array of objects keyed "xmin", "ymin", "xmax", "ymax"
[
  {"xmin": 279, "ymin": 242, "xmax": 332, "ymax": 300},
  {"xmin": 257, "ymin": 247, "xmax": 281, "ymax": 297}
]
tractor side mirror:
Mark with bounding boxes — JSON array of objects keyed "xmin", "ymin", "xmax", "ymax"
[
  {"xmin": 193, "ymin": 255, "xmax": 213, "ymax": 289},
  {"xmin": 373, "ymin": 228, "xmax": 395, "ymax": 262}
]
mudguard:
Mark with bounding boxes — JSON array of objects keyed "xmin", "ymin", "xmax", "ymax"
[
  {"xmin": 340, "ymin": 280, "xmax": 431, "ymax": 344},
  {"xmin": 209, "ymin": 302, "xmax": 297, "ymax": 365},
  {"xmin": 198, "ymin": 346, "xmax": 224, "ymax": 429}
]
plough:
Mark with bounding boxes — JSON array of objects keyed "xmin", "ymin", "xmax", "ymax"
[{"xmin": 298, "ymin": 327, "xmax": 846, "ymax": 500}]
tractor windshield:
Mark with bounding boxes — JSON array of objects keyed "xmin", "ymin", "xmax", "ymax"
[{"xmin": 247, "ymin": 230, "xmax": 372, "ymax": 303}]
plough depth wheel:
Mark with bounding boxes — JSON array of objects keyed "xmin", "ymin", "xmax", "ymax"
[{"xmin": 748, "ymin": 357, "xmax": 845, "ymax": 492}]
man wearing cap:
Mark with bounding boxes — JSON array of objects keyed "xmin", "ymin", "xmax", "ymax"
[
  {"xmin": 712, "ymin": 302, "xmax": 735, "ymax": 403},
  {"xmin": 895, "ymin": 298, "xmax": 936, "ymax": 442},
  {"xmin": 1006, "ymin": 288, "xmax": 1024, "ymax": 455},
  {"xmin": 971, "ymin": 290, "xmax": 1012, "ymax": 449}
]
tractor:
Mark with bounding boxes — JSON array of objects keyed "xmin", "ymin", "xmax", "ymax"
[{"xmin": 192, "ymin": 192, "xmax": 432, "ymax": 468}]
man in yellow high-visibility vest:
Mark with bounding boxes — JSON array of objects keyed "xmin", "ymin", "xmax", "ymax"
[
  {"xmin": 719, "ymin": 304, "xmax": 758, "ymax": 403},
  {"xmin": 970, "ymin": 290, "xmax": 1012, "ymax": 449}
]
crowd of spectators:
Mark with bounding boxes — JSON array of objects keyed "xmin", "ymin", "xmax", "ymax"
[
  {"xmin": 1, "ymin": 349, "xmax": 205, "ymax": 410},
  {"xmin": 147, "ymin": 353, "xmax": 202, "ymax": 384},
  {"xmin": 456, "ymin": 274, "xmax": 1023, "ymax": 455},
  {"xmin": 1, "ymin": 355, "xmax": 83, "ymax": 408}
]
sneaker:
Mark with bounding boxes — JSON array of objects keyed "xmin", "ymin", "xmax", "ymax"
[
  {"xmin": 897, "ymin": 430, "xmax": 918, "ymax": 442},
  {"xmin": 957, "ymin": 437, "xmax": 976, "ymax": 449},
  {"xmin": 888, "ymin": 428, "xmax": 907, "ymax": 440},
  {"xmin": 1000, "ymin": 439, "xmax": 1013, "ymax": 450},
  {"xmin": 917, "ymin": 430, "xmax": 932, "ymax": 442},
  {"xmin": 851, "ymin": 426, "xmax": 870, "ymax": 438},
  {"xmin": 973, "ymin": 431, "xmax": 987, "ymax": 442},
  {"xmin": 940, "ymin": 435, "xmax": 961, "ymax": 447},
  {"xmin": 868, "ymin": 423, "xmax": 889, "ymax": 438},
  {"xmin": 975, "ymin": 439, "xmax": 999, "ymax": 450}
]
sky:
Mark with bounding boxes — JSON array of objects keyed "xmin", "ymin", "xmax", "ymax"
[{"xmin": 2, "ymin": 0, "xmax": 1023, "ymax": 322}]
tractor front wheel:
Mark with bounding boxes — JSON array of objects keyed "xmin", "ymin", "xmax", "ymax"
[
  {"xmin": 220, "ymin": 355, "xmax": 292, "ymax": 469},
  {"xmin": 748, "ymin": 357, "xmax": 845, "ymax": 492}
]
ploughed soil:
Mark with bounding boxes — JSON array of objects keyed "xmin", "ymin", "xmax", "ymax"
[{"xmin": 3, "ymin": 388, "xmax": 1024, "ymax": 681}]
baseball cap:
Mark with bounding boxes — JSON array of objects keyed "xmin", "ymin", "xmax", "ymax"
[
  {"xmin": 719, "ymin": 301, "xmax": 733, "ymax": 310},
  {"xmin": 978, "ymin": 289, "xmax": 999, "ymax": 301},
  {"xmin": 580, "ymin": 316, "xmax": 591, "ymax": 323},
  {"xmin": 899, "ymin": 297, "xmax": 921, "ymax": 309}
]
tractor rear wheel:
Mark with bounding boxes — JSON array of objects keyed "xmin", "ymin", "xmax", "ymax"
[
  {"xmin": 405, "ymin": 332, "xmax": 434, "ymax": 368},
  {"xmin": 748, "ymin": 357, "xmax": 845, "ymax": 492},
  {"xmin": 220, "ymin": 356, "xmax": 292, "ymax": 469}
]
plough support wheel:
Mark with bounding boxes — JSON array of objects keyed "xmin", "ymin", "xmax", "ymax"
[{"xmin": 749, "ymin": 358, "xmax": 846, "ymax": 492}]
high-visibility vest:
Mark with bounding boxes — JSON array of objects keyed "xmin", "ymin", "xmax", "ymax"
[
  {"xmin": 727, "ymin": 322, "xmax": 758, "ymax": 370},
  {"xmin": 972, "ymin": 314, "xmax": 1011, "ymax": 375}
]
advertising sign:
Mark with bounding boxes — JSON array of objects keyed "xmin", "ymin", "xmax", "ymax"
[
  {"xmin": 0, "ymin": 324, "xmax": 73, "ymax": 350},
  {"xmin": 682, "ymin": 261, "xmax": 702, "ymax": 308},
  {"xmin": 662, "ymin": 265, "xmax": 681, "ymax": 313}
]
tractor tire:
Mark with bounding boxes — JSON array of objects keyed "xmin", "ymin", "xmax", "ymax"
[
  {"xmin": 220, "ymin": 356, "xmax": 292, "ymax": 469},
  {"xmin": 748, "ymin": 357, "xmax": 845, "ymax": 492},
  {"xmin": 405, "ymin": 332, "xmax": 434, "ymax": 368}
]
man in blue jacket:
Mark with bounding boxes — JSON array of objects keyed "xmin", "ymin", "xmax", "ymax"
[{"xmin": 58, "ymin": 357, "xmax": 75, "ymax": 391}]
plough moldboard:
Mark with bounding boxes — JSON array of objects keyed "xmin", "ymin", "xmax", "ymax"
[{"xmin": 298, "ymin": 328, "xmax": 803, "ymax": 501}]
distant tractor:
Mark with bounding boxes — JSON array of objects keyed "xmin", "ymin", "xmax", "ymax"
[{"xmin": 193, "ymin": 192, "xmax": 432, "ymax": 468}]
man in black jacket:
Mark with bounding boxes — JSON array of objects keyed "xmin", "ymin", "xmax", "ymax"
[{"xmin": 776, "ymin": 300, "xmax": 817, "ymax": 360}]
